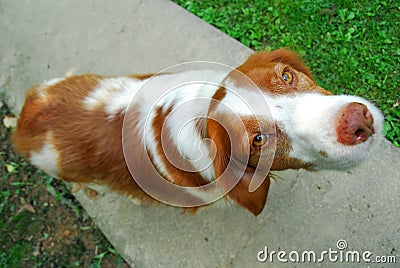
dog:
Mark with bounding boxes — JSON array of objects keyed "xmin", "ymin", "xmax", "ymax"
[{"xmin": 12, "ymin": 49, "xmax": 383, "ymax": 216}]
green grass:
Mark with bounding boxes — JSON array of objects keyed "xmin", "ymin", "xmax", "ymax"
[{"xmin": 173, "ymin": 0, "xmax": 400, "ymax": 146}]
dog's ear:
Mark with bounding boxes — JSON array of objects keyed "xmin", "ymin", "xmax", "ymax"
[{"xmin": 207, "ymin": 118, "xmax": 271, "ymax": 216}]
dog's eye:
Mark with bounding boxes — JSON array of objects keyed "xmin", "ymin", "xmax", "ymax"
[
  {"xmin": 252, "ymin": 134, "xmax": 268, "ymax": 147},
  {"xmin": 282, "ymin": 70, "xmax": 294, "ymax": 84}
]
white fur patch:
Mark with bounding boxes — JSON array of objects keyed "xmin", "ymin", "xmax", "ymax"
[
  {"xmin": 218, "ymin": 79, "xmax": 260, "ymax": 115},
  {"xmin": 30, "ymin": 132, "xmax": 61, "ymax": 178},
  {"xmin": 185, "ymin": 187, "xmax": 223, "ymax": 205},
  {"xmin": 134, "ymin": 71, "xmax": 227, "ymax": 182},
  {"xmin": 83, "ymin": 77, "xmax": 146, "ymax": 119},
  {"xmin": 36, "ymin": 77, "xmax": 66, "ymax": 99},
  {"xmin": 267, "ymin": 93, "xmax": 384, "ymax": 169},
  {"xmin": 163, "ymin": 86, "xmax": 218, "ymax": 181},
  {"xmin": 217, "ymin": 78, "xmax": 273, "ymax": 118},
  {"xmin": 43, "ymin": 77, "xmax": 65, "ymax": 87}
]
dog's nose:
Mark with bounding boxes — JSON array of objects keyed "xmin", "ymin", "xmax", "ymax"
[{"xmin": 336, "ymin": 102, "xmax": 374, "ymax": 145}]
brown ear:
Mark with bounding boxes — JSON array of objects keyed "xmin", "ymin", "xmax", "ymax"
[
  {"xmin": 226, "ymin": 171, "xmax": 271, "ymax": 216},
  {"xmin": 208, "ymin": 119, "xmax": 271, "ymax": 216}
]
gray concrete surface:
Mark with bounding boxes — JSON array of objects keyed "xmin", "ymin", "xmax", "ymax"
[{"xmin": 1, "ymin": 0, "xmax": 399, "ymax": 267}]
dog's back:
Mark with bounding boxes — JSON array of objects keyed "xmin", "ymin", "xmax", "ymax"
[{"xmin": 12, "ymin": 75, "xmax": 147, "ymax": 198}]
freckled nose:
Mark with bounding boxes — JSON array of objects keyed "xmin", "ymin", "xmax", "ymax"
[{"xmin": 336, "ymin": 102, "xmax": 374, "ymax": 145}]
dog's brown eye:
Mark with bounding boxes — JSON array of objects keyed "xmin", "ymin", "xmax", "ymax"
[
  {"xmin": 253, "ymin": 134, "xmax": 268, "ymax": 147},
  {"xmin": 282, "ymin": 70, "xmax": 294, "ymax": 84}
]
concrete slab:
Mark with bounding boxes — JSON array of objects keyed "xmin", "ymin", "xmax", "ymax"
[{"xmin": 1, "ymin": 0, "xmax": 399, "ymax": 267}]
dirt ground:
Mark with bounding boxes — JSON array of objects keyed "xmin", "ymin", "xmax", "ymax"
[{"xmin": 0, "ymin": 95, "xmax": 129, "ymax": 267}]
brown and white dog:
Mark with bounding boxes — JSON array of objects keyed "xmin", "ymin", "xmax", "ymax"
[{"xmin": 12, "ymin": 49, "xmax": 383, "ymax": 216}]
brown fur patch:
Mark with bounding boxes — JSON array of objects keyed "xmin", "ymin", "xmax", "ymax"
[{"xmin": 13, "ymin": 75, "xmax": 149, "ymax": 201}]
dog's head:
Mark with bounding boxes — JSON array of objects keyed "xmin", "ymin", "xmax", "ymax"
[{"xmin": 206, "ymin": 49, "xmax": 383, "ymax": 214}]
